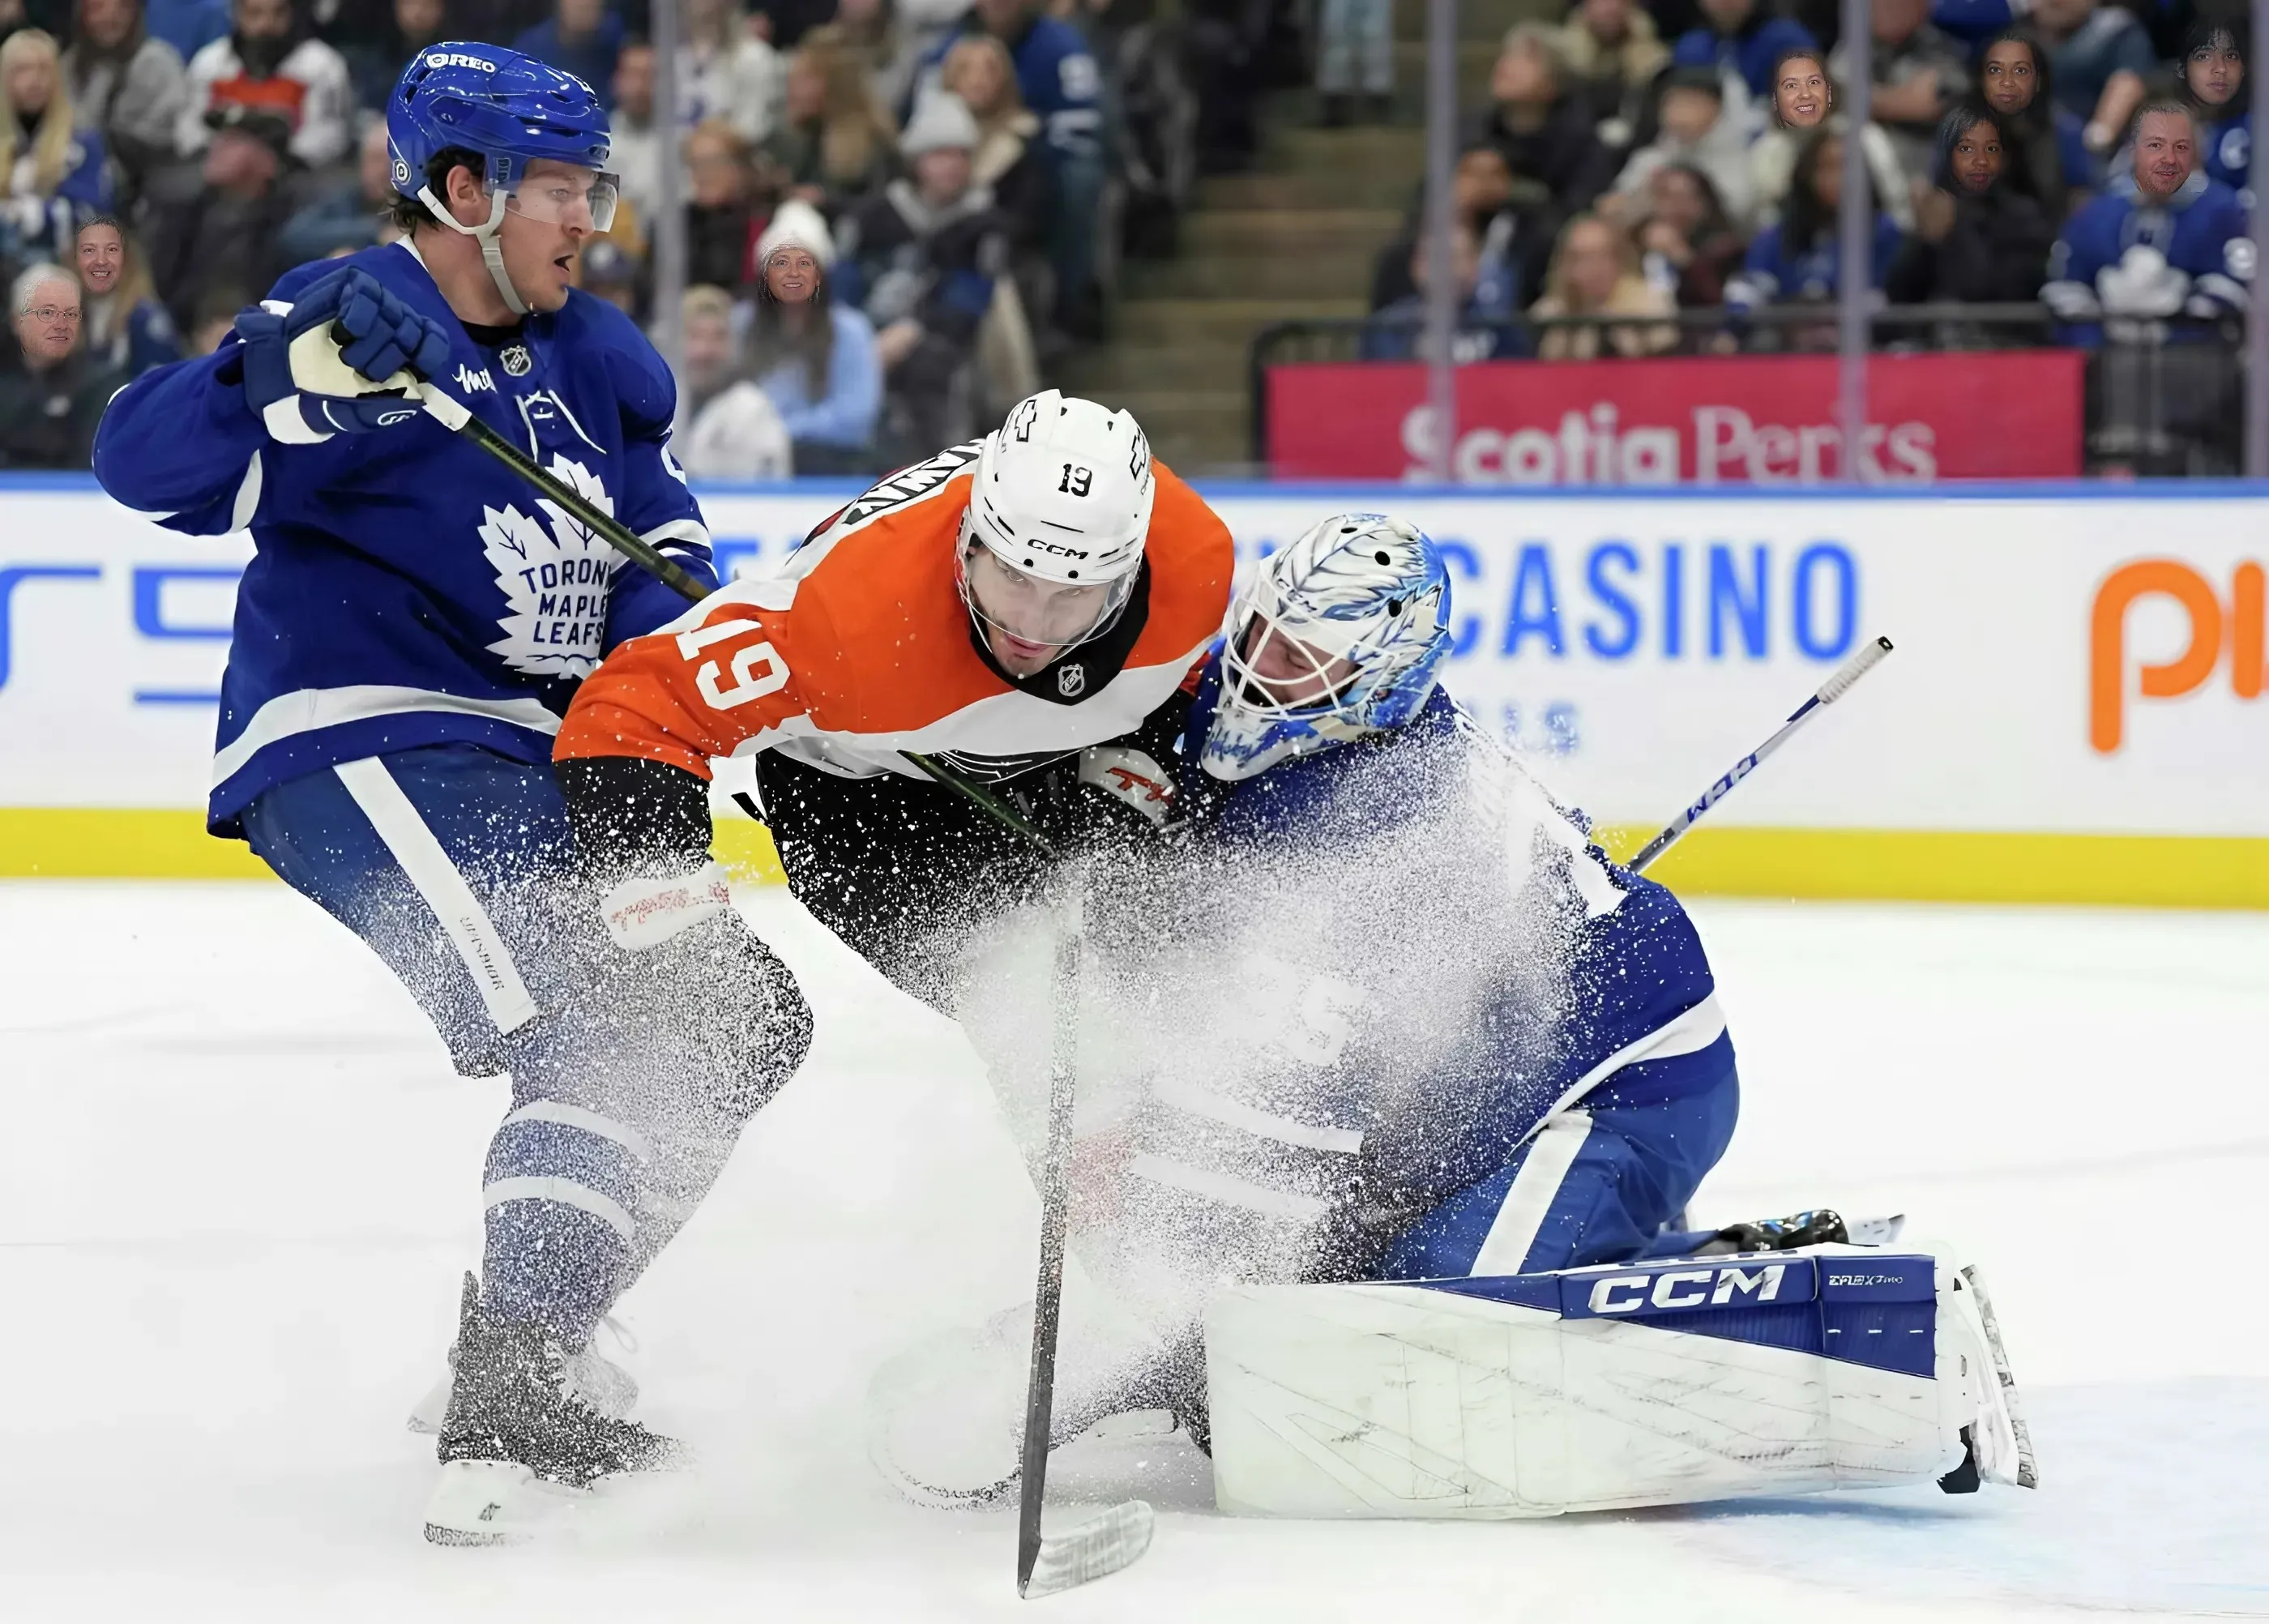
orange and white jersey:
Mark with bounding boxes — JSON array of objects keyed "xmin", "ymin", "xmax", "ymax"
[{"xmin": 553, "ymin": 442, "xmax": 1237, "ymax": 785}]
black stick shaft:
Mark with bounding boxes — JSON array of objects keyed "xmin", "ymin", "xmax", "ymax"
[
  {"xmin": 1016, "ymin": 912, "xmax": 1082, "ymax": 1596},
  {"xmin": 424, "ymin": 386, "xmax": 1056, "ymax": 855}
]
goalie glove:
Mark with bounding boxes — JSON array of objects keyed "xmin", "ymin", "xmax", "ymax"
[{"xmin": 237, "ymin": 266, "xmax": 454, "ymax": 443}]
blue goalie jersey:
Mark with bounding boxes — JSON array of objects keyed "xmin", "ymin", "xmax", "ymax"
[{"xmin": 92, "ymin": 241, "xmax": 717, "ymax": 837}]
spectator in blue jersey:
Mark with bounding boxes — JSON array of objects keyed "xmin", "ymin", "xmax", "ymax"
[
  {"xmin": 1669, "ymin": 0, "xmax": 1814, "ymax": 114},
  {"xmin": 275, "ymin": 120, "xmax": 398, "ymax": 263},
  {"xmin": 1727, "ymin": 126, "xmax": 1903, "ymax": 341},
  {"xmin": 834, "ymin": 91, "xmax": 1013, "ymax": 455},
  {"xmin": 2044, "ymin": 100, "xmax": 2250, "ymax": 344},
  {"xmin": 0, "ymin": 30, "xmax": 115, "ymax": 268},
  {"xmin": 1976, "ymin": 29, "xmax": 2093, "ymax": 217},
  {"xmin": 0, "ymin": 260, "xmax": 126, "ymax": 466},
  {"xmin": 60, "ymin": 0, "xmax": 190, "ymax": 189},
  {"xmin": 514, "ymin": 0, "xmax": 626, "ymax": 107},
  {"xmin": 741, "ymin": 199, "xmax": 882, "ymax": 472},
  {"xmin": 915, "ymin": 0, "xmax": 1104, "ymax": 336},
  {"xmin": 344, "ymin": 0, "xmax": 448, "ymax": 113},
  {"xmin": 1360, "ymin": 216, "xmax": 1528, "ymax": 361},
  {"xmin": 73, "ymin": 213, "xmax": 177, "ymax": 374},
  {"xmin": 2177, "ymin": 18, "xmax": 2250, "ymax": 200}
]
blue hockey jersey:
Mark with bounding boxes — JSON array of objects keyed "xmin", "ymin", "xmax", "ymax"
[
  {"xmin": 1090, "ymin": 674, "xmax": 1735, "ymax": 1274},
  {"xmin": 2203, "ymin": 112, "xmax": 2251, "ymax": 199},
  {"xmin": 2042, "ymin": 169, "xmax": 2250, "ymax": 344},
  {"xmin": 914, "ymin": 13, "xmax": 1103, "ymax": 164},
  {"xmin": 92, "ymin": 241, "xmax": 716, "ymax": 838}
]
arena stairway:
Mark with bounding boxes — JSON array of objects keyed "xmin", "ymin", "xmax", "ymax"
[{"xmin": 1065, "ymin": 0, "xmax": 1546, "ymax": 473}]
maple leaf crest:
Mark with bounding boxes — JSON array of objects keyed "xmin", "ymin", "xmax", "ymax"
[{"xmin": 481, "ymin": 455, "xmax": 623, "ymax": 679}]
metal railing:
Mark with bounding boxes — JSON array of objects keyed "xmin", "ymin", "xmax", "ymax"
[{"xmin": 1248, "ymin": 305, "xmax": 2246, "ymax": 478}]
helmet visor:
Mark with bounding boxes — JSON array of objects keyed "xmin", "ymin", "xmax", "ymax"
[
  {"xmin": 501, "ymin": 168, "xmax": 620, "ymax": 232},
  {"xmin": 963, "ymin": 543, "xmax": 1132, "ymax": 652}
]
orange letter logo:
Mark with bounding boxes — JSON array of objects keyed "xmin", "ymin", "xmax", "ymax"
[{"xmin": 2088, "ymin": 560, "xmax": 2266, "ymax": 753}]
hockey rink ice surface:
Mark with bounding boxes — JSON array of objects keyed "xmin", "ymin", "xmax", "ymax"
[{"xmin": 2, "ymin": 879, "xmax": 2264, "ymax": 1624}]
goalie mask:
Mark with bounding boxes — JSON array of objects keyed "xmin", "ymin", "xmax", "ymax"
[{"xmin": 1199, "ymin": 513, "xmax": 1453, "ymax": 782}]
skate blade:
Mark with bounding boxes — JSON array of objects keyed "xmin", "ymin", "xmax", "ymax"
[
  {"xmin": 1020, "ymin": 1500, "xmax": 1155, "ymax": 1598},
  {"xmin": 423, "ymin": 1459, "xmax": 591, "ymax": 1546}
]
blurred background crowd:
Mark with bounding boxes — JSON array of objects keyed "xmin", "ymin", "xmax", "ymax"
[{"xmin": 0, "ymin": 0, "xmax": 2254, "ymax": 473}]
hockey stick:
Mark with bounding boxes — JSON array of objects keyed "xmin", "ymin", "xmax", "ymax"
[
  {"xmin": 1626, "ymin": 635, "xmax": 1893, "ymax": 875},
  {"xmin": 1016, "ymin": 878, "xmax": 1154, "ymax": 1599},
  {"xmin": 416, "ymin": 382, "xmax": 1058, "ymax": 858}
]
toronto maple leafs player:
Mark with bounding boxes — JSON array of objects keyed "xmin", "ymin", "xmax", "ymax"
[
  {"xmin": 2045, "ymin": 100, "xmax": 2251, "ymax": 344},
  {"xmin": 91, "ymin": 45, "xmax": 812, "ymax": 1541},
  {"xmin": 871, "ymin": 515, "xmax": 1890, "ymax": 1507}
]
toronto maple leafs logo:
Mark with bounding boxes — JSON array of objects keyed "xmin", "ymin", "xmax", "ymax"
[{"xmin": 481, "ymin": 455, "xmax": 622, "ymax": 678}]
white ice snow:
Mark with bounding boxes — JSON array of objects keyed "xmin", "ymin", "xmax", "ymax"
[{"xmin": 2, "ymin": 880, "xmax": 2263, "ymax": 1622}]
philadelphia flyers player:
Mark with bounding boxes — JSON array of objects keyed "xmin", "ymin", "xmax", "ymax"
[{"xmin": 553, "ymin": 389, "xmax": 1235, "ymax": 1003}]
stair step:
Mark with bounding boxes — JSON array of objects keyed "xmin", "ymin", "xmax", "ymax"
[
  {"xmin": 1258, "ymin": 124, "xmax": 1426, "ymax": 175},
  {"xmin": 1127, "ymin": 248, "xmax": 1379, "ymax": 301},
  {"xmin": 1060, "ymin": 344, "xmax": 1253, "ymax": 394},
  {"xmin": 1199, "ymin": 167, "xmax": 1418, "ymax": 211},
  {"xmin": 1182, "ymin": 207, "xmax": 1404, "ymax": 254},
  {"xmin": 1112, "ymin": 297, "xmax": 1369, "ymax": 347},
  {"xmin": 1100, "ymin": 389, "xmax": 1250, "ymax": 471}
]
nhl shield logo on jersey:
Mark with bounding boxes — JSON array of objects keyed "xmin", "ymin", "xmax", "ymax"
[
  {"xmin": 500, "ymin": 344, "xmax": 533, "ymax": 377},
  {"xmin": 1057, "ymin": 664, "xmax": 1087, "ymax": 698},
  {"xmin": 480, "ymin": 455, "xmax": 621, "ymax": 678}
]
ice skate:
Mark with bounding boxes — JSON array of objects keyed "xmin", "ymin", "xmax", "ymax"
[
  {"xmin": 1696, "ymin": 1207, "xmax": 1906, "ymax": 1254},
  {"xmin": 408, "ymin": 1315, "xmax": 639, "ymax": 1435},
  {"xmin": 423, "ymin": 1276, "xmax": 682, "ymax": 1545}
]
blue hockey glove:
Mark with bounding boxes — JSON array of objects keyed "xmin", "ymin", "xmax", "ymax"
[{"xmin": 237, "ymin": 267, "xmax": 455, "ymax": 442}]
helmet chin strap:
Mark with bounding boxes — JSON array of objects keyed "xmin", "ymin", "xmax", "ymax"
[{"xmin": 417, "ymin": 183, "xmax": 528, "ymax": 318}]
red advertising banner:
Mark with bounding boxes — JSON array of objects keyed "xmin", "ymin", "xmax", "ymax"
[{"xmin": 1264, "ymin": 350, "xmax": 2086, "ymax": 483}]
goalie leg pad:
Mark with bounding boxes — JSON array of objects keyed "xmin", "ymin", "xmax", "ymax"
[{"xmin": 1204, "ymin": 1246, "xmax": 2031, "ymax": 1519}]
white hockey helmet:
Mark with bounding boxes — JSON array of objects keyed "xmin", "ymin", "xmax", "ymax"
[{"xmin": 959, "ymin": 392, "xmax": 1156, "ymax": 655}]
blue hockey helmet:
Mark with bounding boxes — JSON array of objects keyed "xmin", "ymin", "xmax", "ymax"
[
  {"xmin": 387, "ymin": 44, "xmax": 617, "ymax": 314},
  {"xmin": 1199, "ymin": 512, "xmax": 1454, "ymax": 782}
]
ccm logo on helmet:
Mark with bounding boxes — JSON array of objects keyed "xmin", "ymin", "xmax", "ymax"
[
  {"xmin": 1025, "ymin": 537, "xmax": 1093, "ymax": 561},
  {"xmin": 424, "ymin": 50, "xmax": 497, "ymax": 70},
  {"xmin": 1587, "ymin": 1263, "xmax": 1787, "ymax": 1314}
]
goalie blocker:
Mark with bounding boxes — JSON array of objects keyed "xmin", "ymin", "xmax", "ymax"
[{"xmin": 1205, "ymin": 1245, "xmax": 2035, "ymax": 1519}]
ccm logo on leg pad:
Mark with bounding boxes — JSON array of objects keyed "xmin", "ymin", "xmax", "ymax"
[{"xmin": 1587, "ymin": 1263, "xmax": 1789, "ymax": 1315}]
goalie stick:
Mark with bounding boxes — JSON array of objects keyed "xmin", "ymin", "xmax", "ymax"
[
  {"xmin": 426, "ymin": 380, "xmax": 1145, "ymax": 1593},
  {"xmin": 1626, "ymin": 635, "xmax": 1894, "ymax": 874}
]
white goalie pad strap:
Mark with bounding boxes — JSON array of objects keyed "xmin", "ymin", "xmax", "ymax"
[
  {"xmin": 333, "ymin": 758, "xmax": 540, "ymax": 1034},
  {"xmin": 1205, "ymin": 1247, "xmax": 2016, "ymax": 1519},
  {"xmin": 1466, "ymin": 1109, "xmax": 1592, "ymax": 1276}
]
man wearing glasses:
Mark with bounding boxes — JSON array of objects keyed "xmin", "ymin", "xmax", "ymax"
[
  {"xmin": 0, "ymin": 263, "xmax": 122, "ymax": 467},
  {"xmin": 92, "ymin": 47, "xmax": 814, "ymax": 1540}
]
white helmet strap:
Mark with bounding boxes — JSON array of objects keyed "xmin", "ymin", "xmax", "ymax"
[{"xmin": 417, "ymin": 181, "xmax": 528, "ymax": 317}]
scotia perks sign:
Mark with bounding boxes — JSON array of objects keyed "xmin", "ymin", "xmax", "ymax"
[{"xmin": 1264, "ymin": 351, "xmax": 2086, "ymax": 483}]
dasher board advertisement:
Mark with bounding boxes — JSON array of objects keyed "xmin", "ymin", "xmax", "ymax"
[{"xmin": 1, "ymin": 478, "xmax": 2263, "ymax": 903}]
